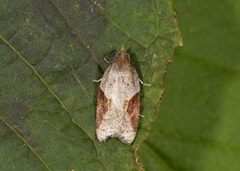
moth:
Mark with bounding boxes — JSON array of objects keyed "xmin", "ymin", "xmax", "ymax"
[{"xmin": 96, "ymin": 48, "xmax": 140, "ymax": 144}]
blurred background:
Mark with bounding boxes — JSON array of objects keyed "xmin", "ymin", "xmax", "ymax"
[
  {"xmin": 140, "ymin": 0, "xmax": 240, "ymax": 170},
  {"xmin": 1, "ymin": 0, "xmax": 240, "ymax": 170}
]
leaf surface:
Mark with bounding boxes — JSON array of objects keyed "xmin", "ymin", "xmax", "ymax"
[
  {"xmin": 139, "ymin": 0, "xmax": 240, "ymax": 170},
  {"xmin": 0, "ymin": 0, "xmax": 181, "ymax": 170}
]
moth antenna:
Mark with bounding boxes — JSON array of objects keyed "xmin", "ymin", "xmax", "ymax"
[
  {"xmin": 92, "ymin": 78, "xmax": 102, "ymax": 82},
  {"xmin": 121, "ymin": 44, "xmax": 125, "ymax": 51},
  {"xmin": 127, "ymin": 53, "xmax": 130, "ymax": 61},
  {"xmin": 120, "ymin": 45, "xmax": 130, "ymax": 61},
  {"xmin": 139, "ymin": 79, "xmax": 151, "ymax": 86}
]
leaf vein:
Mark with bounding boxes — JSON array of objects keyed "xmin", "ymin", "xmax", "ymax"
[
  {"xmin": 0, "ymin": 115, "xmax": 52, "ymax": 171},
  {"xmin": 91, "ymin": 0, "xmax": 147, "ymax": 48},
  {"xmin": 0, "ymin": 34, "xmax": 107, "ymax": 171},
  {"xmin": 70, "ymin": 66, "xmax": 93, "ymax": 104},
  {"xmin": 49, "ymin": 0, "xmax": 103, "ymax": 70}
]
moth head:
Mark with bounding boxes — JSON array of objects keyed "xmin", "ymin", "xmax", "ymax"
[{"xmin": 114, "ymin": 48, "xmax": 130, "ymax": 63}]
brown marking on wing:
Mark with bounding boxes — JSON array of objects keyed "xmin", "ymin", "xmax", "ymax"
[
  {"xmin": 96, "ymin": 89, "xmax": 109, "ymax": 128},
  {"xmin": 127, "ymin": 92, "xmax": 140, "ymax": 131}
]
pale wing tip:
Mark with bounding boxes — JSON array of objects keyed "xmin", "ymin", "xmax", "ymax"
[{"xmin": 96, "ymin": 129, "xmax": 136, "ymax": 144}]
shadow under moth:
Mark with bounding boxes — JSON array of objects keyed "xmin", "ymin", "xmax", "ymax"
[{"xmin": 96, "ymin": 48, "xmax": 141, "ymax": 144}]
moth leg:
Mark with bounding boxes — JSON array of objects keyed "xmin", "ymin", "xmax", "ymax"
[
  {"xmin": 139, "ymin": 79, "xmax": 151, "ymax": 86},
  {"xmin": 104, "ymin": 57, "xmax": 110, "ymax": 63},
  {"xmin": 92, "ymin": 78, "xmax": 102, "ymax": 82}
]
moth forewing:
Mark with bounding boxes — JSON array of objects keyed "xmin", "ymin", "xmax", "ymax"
[{"xmin": 96, "ymin": 49, "xmax": 140, "ymax": 144}]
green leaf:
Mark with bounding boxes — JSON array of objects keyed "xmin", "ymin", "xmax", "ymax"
[
  {"xmin": 139, "ymin": 0, "xmax": 240, "ymax": 170},
  {"xmin": 0, "ymin": 0, "xmax": 181, "ymax": 170}
]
